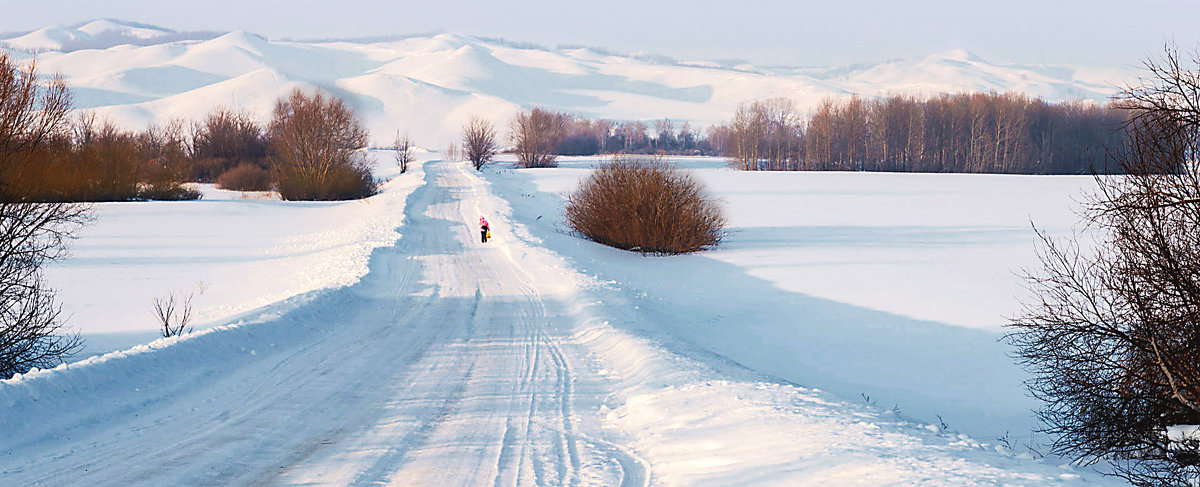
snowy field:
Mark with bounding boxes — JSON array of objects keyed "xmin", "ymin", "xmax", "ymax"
[
  {"xmin": 484, "ymin": 155, "xmax": 1097, "ymax": 442},
  {"xmin": 2, "ymin": 155, "xmax": 1123, "ymax": 485},
  {"xmin": 47, "ymin": 149, "xmax": 426, "ymax": 358}
]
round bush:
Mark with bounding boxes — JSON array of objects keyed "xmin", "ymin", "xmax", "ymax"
[
  {"xmin": 565, "ymin": 157, "xmax": 726, "ymax": 254},
  {"xmin": 217, "ymin": 164, "xmax": 272, "ymax": 192}
]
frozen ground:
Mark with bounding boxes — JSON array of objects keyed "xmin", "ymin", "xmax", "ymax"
[
  {"xmin": 1, "ymin": 157, "xmax": 1121, "ymax": 485},
  {"xmin": 484, "ymin": 155, "xmax": 1098, "ymax": 443},
  {"xmin": 509, "ymin": 156, "xmax": 1095, "ymax": 330}
]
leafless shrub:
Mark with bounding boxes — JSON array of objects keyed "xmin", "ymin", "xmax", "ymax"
[
  {"xmin": 217, "ymin": 164, "xmax": 272, "ymax": 191},
  {"xmin": 393, "ymin": 132, "xmax": 413, "ymax": 173},
  {"xmin": 190, "ymin": 108, "xmax": 268, "ymax": 183},
  {"xmin": 70, "ymin": 116, "xmax": 143, "ymax": 201},
  {"xmin": 268, "ymin": 89, "xmax": 375, "ymax": 200},
  {"xmin": 511, "ymin": 108, "xmax": 565, "ymax": 168},
  {"xmin": 153, "ymin": 291, "xmax": 193, "ymax": 338},
  {"xmin": 462, "ymin": 117, "xmax": 498, "ymax": 171},
  {"xmin": 138, "ymin": 119, "xmax": 201, "ymax": 200},
  {"xmin": 1007, "ymin": 43, "xmax": 1200, "ymax": 487},
  {"xmin": 564, "ymin": 156, "xmax": 726, "ymax": 254}
]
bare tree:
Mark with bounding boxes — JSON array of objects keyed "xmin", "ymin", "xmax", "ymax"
[
  {"xmin": 1007, "ymin": 44, "xmax": 1200, "ymax": 487},
  {"xmin": 443, "ymin": 143, "xmax": 459, "ymax": 162},
  {"xmin": 462, "ymin": 117, "xmax": 499, "ymax": 171},
  {"xmin": 269, "ymin": 89, "xmax": 375, "ymax": 200},
  {"xmin": 393, "ymin": 131, "xmax": 413, "ymax": 174},
  {"xmin": 717, "ymin": 92, "xmax": 1123, "ymax": 174},
  {"xmin": 0, "ymin": 54, "xmax": 89, "ymax": 377},
  {"xmin": 0, "ymin": 54, "xmax": 72, "ymax": 201},
  {"xmin": 511, "ymin": 107, "xmax": 565, "ymax": 168},
  {"xmin": 0, "ymin": 202, "xmax": 90, "ymax": 377}
]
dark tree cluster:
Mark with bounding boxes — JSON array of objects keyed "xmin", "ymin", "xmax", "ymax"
[
  {"xmin": 0, "ymin": 54, "xmax": 199, "ymax": 203},
  {"xmin": 190, "ymin": 108, "xmax": 269, "ymax": 186},
  {"xmin": 1008, "ymin": 44, "xmax": 1200, "ymax": 486},
  {"xmin": 716, "ymin": 92, "xmax": 1129, "ymax": 174},
  {"xmin": 506, "ymin": 107, "xmax": 717, "ymax": 165}
]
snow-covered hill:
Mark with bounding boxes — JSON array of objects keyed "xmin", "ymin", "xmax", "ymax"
[
  {"xmin": 1, "ymin": 19, "xmax": 179, "ymax": 52},
  {"xmin": 1, "ymin": 20, "xmax": 1132, "ymax": 147}
]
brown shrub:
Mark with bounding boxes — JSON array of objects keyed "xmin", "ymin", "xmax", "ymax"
[
  {"xmin": 138, "ymin": 120, "xmax": 200, "ymax": 200},
  {"xmin": 64, "ymin": 117, "xmax": 142, "ymax": 201},
  {"xmin": 217, "ymin": 164, "xmax": 272, "ymax": 191},
  {"xmin": 564, "ymin": 157, "xmax": 726, "ymax": 254},
  {"xmin": 189, "ymin": 108, "xmax": 268, "ymax": 182}
]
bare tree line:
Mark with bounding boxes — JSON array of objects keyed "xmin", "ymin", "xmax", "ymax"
[
  {"xmin": 500, "ymin": 93, "xmax": 1123, "ymax": 175},
  {"xmin": 715, "ymin": 92, "xmax": 1129, "ymax": 174}
]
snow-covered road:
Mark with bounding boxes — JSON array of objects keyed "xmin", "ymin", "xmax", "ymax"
[
  {"xmin": 1, "ymin": 160, "xmax": 1119, "ymax": 485},
  {"xmin": 2, "ymin": 160, "xmax": 645, "ymax": 485}
]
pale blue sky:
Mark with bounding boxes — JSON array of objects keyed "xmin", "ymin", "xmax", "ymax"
[{"xmin": 2, "ymin": 0, "xmax": 1197, "ymax": 68}]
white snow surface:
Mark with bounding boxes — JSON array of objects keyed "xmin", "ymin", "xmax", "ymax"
[
  {"xmin": 2, "ymin": 21, "xmax": 1131, "ymax": 147},
  {"xmin": 1, "ymin": 157, "xmax": 1123, "ymax": 485},
  {"xmin": 46, "ymin": 149, "xmax": 423, "ymax": 357},
  {"xmin": 2, "ymin": 19, "xmax": 175, "ymax": 52},
  {"xmin": 482, "ymin": 156, "xmax": 1096, "ymax": 455}
]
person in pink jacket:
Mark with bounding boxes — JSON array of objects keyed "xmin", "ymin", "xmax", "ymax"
[{"xmin": 479, "ymin": 216, "xmax": 490, "ymax": 243}]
